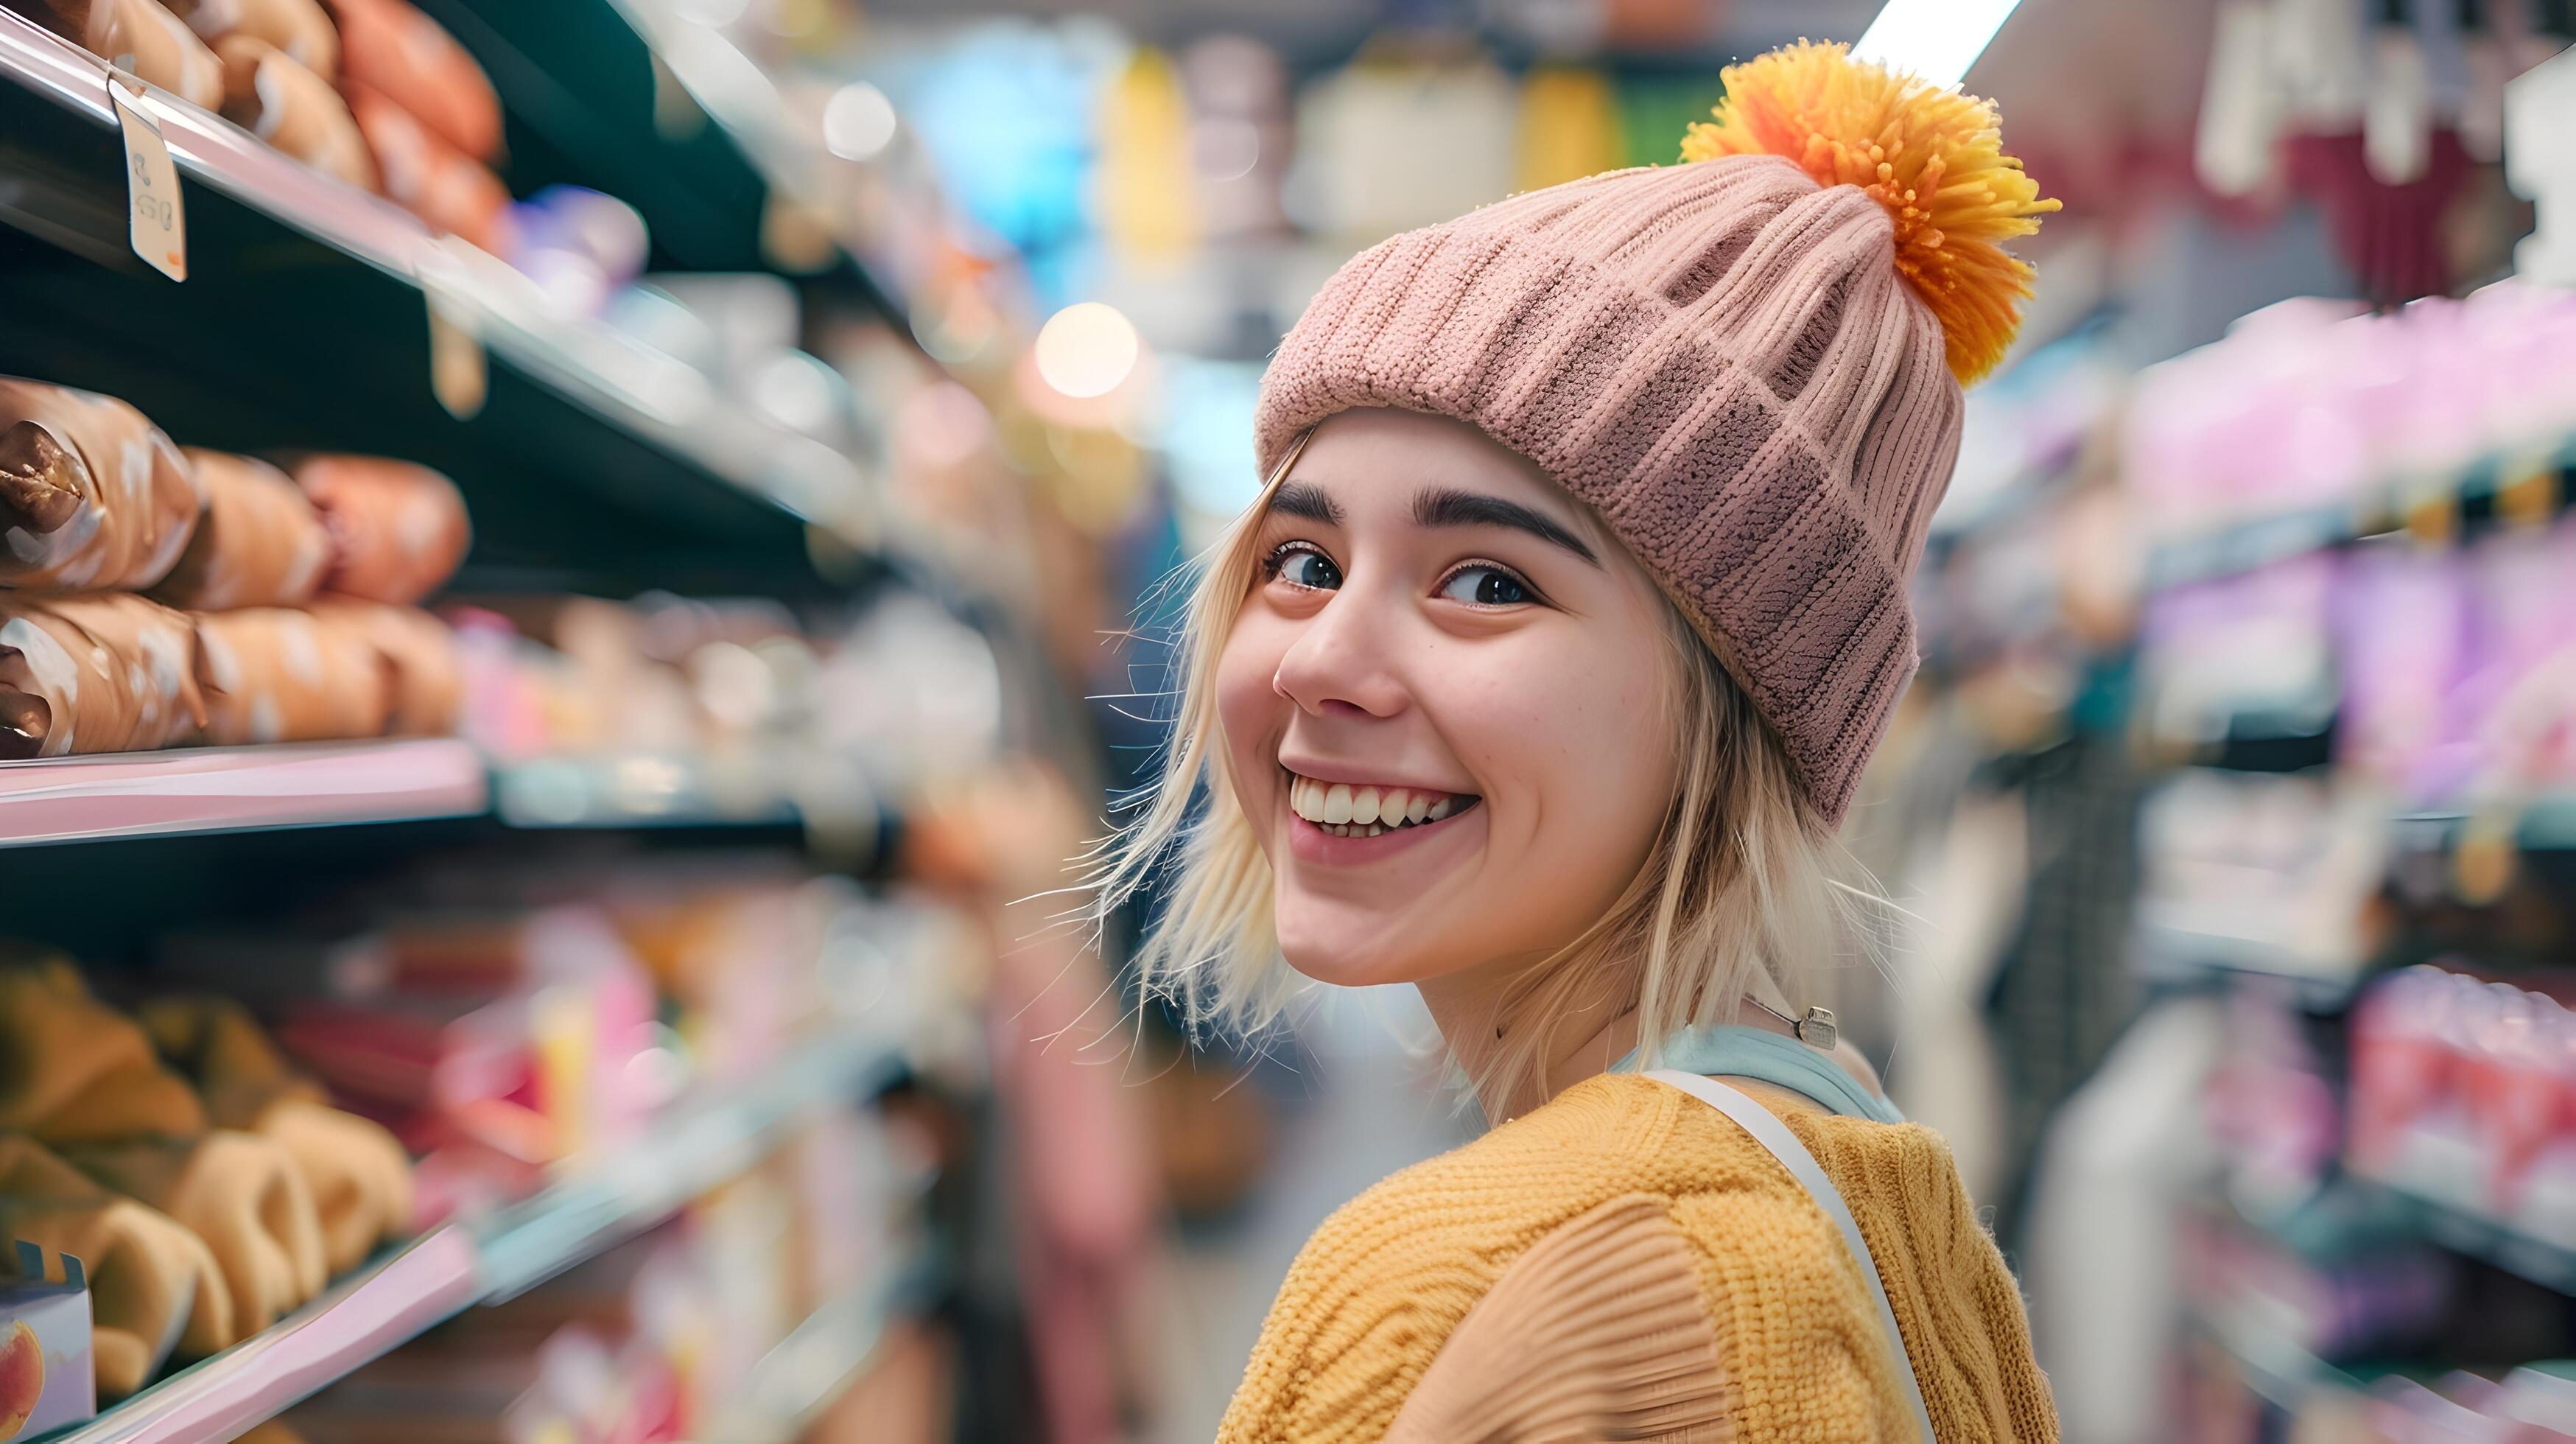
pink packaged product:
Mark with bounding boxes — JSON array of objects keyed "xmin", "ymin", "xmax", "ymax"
[
  {"xmin": 296, "ymin": 910, "xmax": 653, "ymax": 1126},
  {"xmin": 2348, "ymin": 967, "xmax": 2457, "ymax": 1177},
  {"xmin": 2205, "ymin": 986, "xmax": 2344, "ymax": 1210},
  {"xmin": 2124, "ymin": 299, "xmax": 2369, "ymax": 540},
  {"xmin": 2453, "ymin": 991, "xmax": 2572, "ymax": 1217},
  {"xmin": 0, "ymin": 1242, "xmax": 94, "ymax": 1440},
  {"xmin": 2138, "ymin": 553, "xmax": 2337, "ymax": 746},
  {"xmin": 2350, "ymin": 966, "xmax": 2576, "ymax": 1248},
  {"xmin": 260, "ymin": 908, "xmax": 660, "ymax": 1229},
  {"xmin": 2333, "ymin": 545, "xmax": 2476, "ymax": 805},
  {"xmin": 2462, "ymin": 518, "xmax": 2576, "ymax": 796},
  {"xmin": 2122, "ymin": 281, "xmax": 2576, "ymax": 545}
]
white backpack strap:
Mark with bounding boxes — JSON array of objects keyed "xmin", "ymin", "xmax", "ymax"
[{"xmin": 1645, "ymin": 1069, "xmax": 1936, "ymax": 1444}]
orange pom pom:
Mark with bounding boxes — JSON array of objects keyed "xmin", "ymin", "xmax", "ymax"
[{"xmin": 1682, "ymin": 41, "xmax": 2059, "ymax": 385}]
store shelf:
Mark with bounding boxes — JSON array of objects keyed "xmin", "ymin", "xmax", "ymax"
[
  {"xmin": 2189, "ymin": 1305, "xmax": 2346, "ymax": 1415},
  {"xmin": 0, "ymin": 10, "xmax": 878, "ymax": 589},
  {"xmin": 2145, "ymin": 442, "xmax": 2574, "ymax": 593},
  {"xmin": 0, "ymin": 740, "xmax": 902, "ymax": 851},
  {"xmin": 2393, "ymin": 793, "xmax": 2576, "ymax": 853},
  {"xmin": 491, "ymin": 751, "xmax": 800, "ymax": 829},
  {"xmin": 477, "ymin": 1028, "xmax": 905, "ymax": 1297},
  {"xmin": 2357, "ymin": 1171, "xmax": 2576, "ymax": 1297},
  {"xmin": 0, "ymin": 740, "xmax": 488, "ymax": 849},
  {"xmin": 406, "ymin": 0, "xmax": 905, "ymax": 321},
  {"xmin": 2133, "ymin": 922, "xmax": 2365, "ymax": 1009},
  {"xmin": 708, "ymin": 1243, "xmax": 947, "ymax": 1443},
  {"xmin": 600, "ymin": 0, "xmax": 936, "ymax": 319},
  {"xmin": 38, "ymin": 1028, "xmax": 905, "ymax": 1444},
  {"xmin": 32, "ymin": 1230, "xmax": 483, "ymax": 1444},
  {"xmin": 491, "ymin": 748, "xmax": 888, "ymax": 847}
]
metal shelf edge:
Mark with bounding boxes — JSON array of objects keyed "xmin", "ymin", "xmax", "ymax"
[
  {"xmin": 472, "ymin": 1027, "xmax": 904, "ymax": 1300},
  {"xmin": 0, "ymin": 740, "xmax": 489, "ymax": 847},
  {"xmin": 35, "ymin": 1227, "xmax": 485, "ymax": 1444}
]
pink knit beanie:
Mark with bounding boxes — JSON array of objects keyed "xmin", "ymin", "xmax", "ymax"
[{"xmin": 1254, "ymin": 43, "xmax": 2056, "ymax": 826}]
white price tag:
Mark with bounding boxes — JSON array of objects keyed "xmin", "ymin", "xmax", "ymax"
[{"xmin": 107, "ymin": 74, "xmax": 186, "ymax": 281}]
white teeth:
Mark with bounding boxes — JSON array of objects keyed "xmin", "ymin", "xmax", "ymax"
[{"xmin": 1285, "ymin": 771, "xmax": 1473, "ymax": 831}]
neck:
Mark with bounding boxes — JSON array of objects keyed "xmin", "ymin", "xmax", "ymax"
[
  {"xmin": 1413, "ymin": 940, "xmax": 1651, "ymax": 1123},
  {"xmin": 1415, "ymin": 955, "xmax": 1807, "ymax": 1125}
]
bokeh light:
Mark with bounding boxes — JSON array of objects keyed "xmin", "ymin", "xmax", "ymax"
[
  {"xmin": 1031, "ymin": 301, "xmax": 1140, "ymax": 399},
  {"xmin": 822, "ymin": 81, "xmax": 898, "ymax": 161}
]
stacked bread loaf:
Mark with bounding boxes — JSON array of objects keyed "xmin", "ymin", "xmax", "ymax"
[
  {"xmin": 0, "ymin": 375, "xmax": 468, "ymax": 760},
  {"xmin": 0, "ymin": 953, "xmax": 413, "ymax": 1398},
  {"xmin": 12, "ymin": 0, "xmax": 512, "ymax": 253}
]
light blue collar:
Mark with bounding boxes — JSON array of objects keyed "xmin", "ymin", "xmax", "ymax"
[{"xmin": 1613, "ymin": 1023, "xmax": 1904, "ymax": 1124}]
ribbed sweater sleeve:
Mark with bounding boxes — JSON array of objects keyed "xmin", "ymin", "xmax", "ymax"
[{"xmin": 1383, "ymin": 1194, "xmax": 1733, "ymax": 1443}]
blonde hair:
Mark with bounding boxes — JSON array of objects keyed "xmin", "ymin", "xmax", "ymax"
[{"xmin": 1089, "ymin": 434, "xmax": 1870, "ymax": 1107}]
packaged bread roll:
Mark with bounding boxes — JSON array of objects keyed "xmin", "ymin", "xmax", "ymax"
[
  {"xmin": 343, "ymin": 79, "xmax": 513, "ymax": 254},
  {"xmin": 140, "ymin": 996, "xmax": 415, "ymax": 1274},
  {"xmin": 0, "ymin": 956, "xmax": 208, "ymax": 1146},
  {"xmin": 214, "ymin": 34, "xmax": 375, "ymax": 190},
  {"xmin": 23, "ymin": 0, "xmax": 225, "ymax": 108},
  {"xmin": 152, "ymin": 449, "xmax": 330, "ymax": 610},
  {"xmin": 167, "ymin": 0, "xmax": 336, "ymax": 78},
  {"xmin": 323, "ymin": 0, "xmax": 498, "ymax": 159},
  {"xmin": 0, "ymin": 1135, "xmax": 239, "ymax": 1390},
  {"xmin": 310, "ymin": 596, "xmax": 460, "ymax": 735},
  {"xmin": 0, "ymin": 592, "xmax": 206, "ymax": 760},
  {"xmin": 287, "ymin": 454, "xmax": 469, "ymax": 603},
  {"xmin": 64, "ymin": 1131, "xmax": 330, "ymax": 1333},
  {"xmin": 0, "ymin": 377, "xmax": 203, "ymax": 592},
  {"xmin": 194, "ymin": 606, "xmax": 390, "ymax": 744}
]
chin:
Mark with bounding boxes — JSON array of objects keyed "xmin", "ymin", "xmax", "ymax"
[{"xmin": 1274, "ymin": 914, "xmax": 1436, "ymax": 990}]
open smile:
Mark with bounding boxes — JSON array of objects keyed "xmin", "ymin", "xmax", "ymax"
[{"xmin": 1280, "ymin": 768, "xmax": 1482, "ymax": 838}]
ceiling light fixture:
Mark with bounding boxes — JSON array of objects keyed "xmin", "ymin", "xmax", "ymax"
[{"xmin": 1850, "ymin": 0, "xmax": 2026, "ymax": 88}]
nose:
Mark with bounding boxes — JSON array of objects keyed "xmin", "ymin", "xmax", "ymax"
[{"xmin": 1272, "ymin": 586, "xmax": 1409, "ymax": 721}]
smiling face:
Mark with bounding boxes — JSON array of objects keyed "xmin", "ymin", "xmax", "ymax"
[{"xmin": 1212, "ymin": 408, "xmax": 1685, "ymax": 993}]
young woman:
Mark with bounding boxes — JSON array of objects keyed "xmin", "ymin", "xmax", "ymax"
[{"xmin": 1098, "ymin": 41, "xmax": 2063, "ymax": 1442}]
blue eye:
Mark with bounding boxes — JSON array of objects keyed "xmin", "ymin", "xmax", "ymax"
[
  {"xmin": 1438, "ymin": 565, "xmax": 1533, "ymax": 606},
  {"xmin": 1271, "ymin": 546, "xmax": 1343, "ymax": 591}
]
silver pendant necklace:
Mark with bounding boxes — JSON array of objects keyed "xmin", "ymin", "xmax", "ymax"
[{"xmin": 1748, "ymin": 1000, "xmax": 1839, "ymax": 1051}]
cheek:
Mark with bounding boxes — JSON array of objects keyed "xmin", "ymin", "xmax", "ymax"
[
  {"xmin": 1212, "ymin": 610, "xmax": 1289, "ymax": 827},
  {"xmin": 1457, "ymin": 631, "xmax": 1671, "ymax": 802},
  {"xmin": 1445, "ymin": 623, "xmax": 1678, "ymax": 918}
]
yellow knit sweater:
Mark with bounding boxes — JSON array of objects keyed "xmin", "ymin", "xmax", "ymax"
[{"xmin": 1218, "ymin": 1073, "xmax": 2057, "ymax": 1442}]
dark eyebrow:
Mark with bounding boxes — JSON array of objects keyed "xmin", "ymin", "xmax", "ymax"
[
  {"xmin": 1409, "ymin": 487, "xmax": 1599, "ymax": 566},
  {"xmin": 1269, "ymin": 480, "xmax": 1342, "ymax": 525}
]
